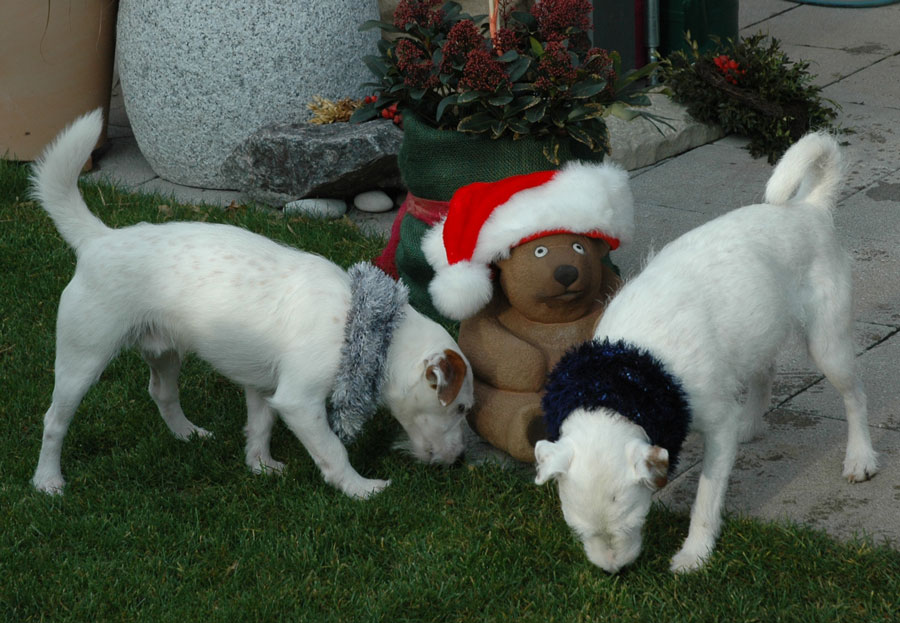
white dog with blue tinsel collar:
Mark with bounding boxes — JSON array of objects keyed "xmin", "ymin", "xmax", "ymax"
[
  {"xmin": 535, "ymin": 132, "xmax": 878, "ymax": 573},
  {"xmin": 30, "ymin": 110, "xmax": 474, "ymax": 499}
]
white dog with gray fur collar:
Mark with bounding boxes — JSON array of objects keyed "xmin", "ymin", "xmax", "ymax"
[
  {"xmin": 30, "ymin": 110, "xmax": 474, "ymax": 499},
  {"xmin": 535, "ymin": 132, "xmax": 878, "ymax": 573}
]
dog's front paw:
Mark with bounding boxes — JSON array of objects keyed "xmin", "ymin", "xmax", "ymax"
[
  {"xmin": 248, "ymin": 457, "xmax": 286, "ymax": 475},
  {"xmin": 669, "ymin": 543, "xmax": 711, "ymax": 573},
  {"xmin": 346, "ymin": 477, "xmax": 391, "ymax": 500},
  {"xmin": 32, "ymin": 474, "xmax": 65, "ymax": 496},
  {"xmin": 843, "ymin": 448, "xmax": 878, "ymax": 483}
]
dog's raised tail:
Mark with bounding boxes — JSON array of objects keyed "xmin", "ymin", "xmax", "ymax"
[
  {"xmin": 30, "ymin": 109, "xmax": 110, "ymax": 252},
  {"xmin": 764, "ymin": 132, "xmax": 843, "ymax": 209}
]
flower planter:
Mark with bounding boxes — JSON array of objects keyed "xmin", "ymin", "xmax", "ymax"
[
  {"xmin": 376, "ymin": 113, "xmax": 603, "ymax": 321},
  {"xmin": 0, "ymin": 0, "xmax": 118, "ymax": 166}
]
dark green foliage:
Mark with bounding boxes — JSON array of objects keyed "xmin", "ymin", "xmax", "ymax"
[
  {"xmin": 660, "ymin": 32, "xmax": 839, "ymax": 163},
  {"xmin": 350, "ymin": 0, "xmax": 655, "ymax": 163}
]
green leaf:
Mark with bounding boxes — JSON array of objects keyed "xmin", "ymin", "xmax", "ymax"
[
  {"xmin": 605, "ymin": 101, "xmax": 641, "ymax": 121},
  {"xmin": 455, "ymin": 91, "xmax": 482, "ymax": 105},
  {"xmin": 436, "ymin": 94, "xmax": 458, "ymax": 122},
  {"xmin": 566, "ymin": 125, "xmax": 597, "ymax": 149},
  {"xmin": 542, "ymin": 136, "xmax": 561, "ymax": 164},
  {"xmin": 510, "ymin": 11, "xmax": 537, "ymax": 29},
  {"xmin": 524, "ymin": 102, "xmax": 547, "ymax": 123},
  {"xmin": 358, "ymin": 19, "xmax": 400, "ymax": 33},
  {"xmin": 362, "ymin": 55, "xmax": 388, "ymax": 79},
  {"xmin": 506, "ymin": 56, "xmax": 532, "ymax": 83},
  {"xmin": 488, "ymin": 94, "xmax": 514, "ymax": 106},
  {"xmin": 505, "ymin": 95, "xmax": 541, "ymax": 116},
  {"xmin": 506, "ymin": 117, "xmax": 531, "ymax": 135},
  {"xmin": 490, "ymin": 119, "xmax": 508, "ymax": 138},
  {"xmin": 497, "ymin": 50, "xmax": 520, "ymax": 63},
  {"xmin": 457, "ymin": 112, "xmax": 496, "ymax": 133},
  {"xmin": 349, "ymin": 106, "xmax": 379, "ymax": 124},
  {"xmin": 568, "ymin": 79, "xmax": 609, "ymax": 99},
  {"xmin": 529, "ymin": 37, "xmax": 544, "ymax": 57}
]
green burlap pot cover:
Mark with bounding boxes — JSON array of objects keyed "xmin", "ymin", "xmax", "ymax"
[{"xmin": 395, "ymin": 112, "xmax": 605, "ymax": 322}]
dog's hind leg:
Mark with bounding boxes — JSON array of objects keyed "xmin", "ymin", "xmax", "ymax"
[
  {"xmin": 33, "ymin": 286, "xmax": 122, "ymax": 494},
  {"xmin": 738, "ymin": 365, "xmax": 774, "ymax": 443},
  {"xmin": 805, "ymin": 316, "xmax": 877, "ymax": 482},
  {"xmin": 270, "ymin": 385, "xmax": 390, "ymax": 499},
  {"xmin": 670, "ymin": 405, "xmax": 740, "ymax": 573},
  {"xmin": 143, "ymin": 349, "xmax": 212, "ymax": 441},
  {"xmin": 243, "ymin": 387, "xmax": 285, "ymax": 474}
]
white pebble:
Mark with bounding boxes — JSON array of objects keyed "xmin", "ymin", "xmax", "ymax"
[
  {"xmin": 353, "ymin": 190, "xmax": 394, "ymax": 213},
  {"xmin": 283, "ymin": 198, "xmax": 347, "ymax": 219}
]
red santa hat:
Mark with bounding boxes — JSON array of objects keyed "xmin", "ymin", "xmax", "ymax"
[{"xmin": 422, "ymin": 160, "xmax": 634, "ymax": 320}]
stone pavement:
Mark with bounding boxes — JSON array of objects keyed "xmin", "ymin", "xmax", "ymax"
[{"xmin": 89, "ymin": 1, "xmax": 900, "ymax": 547}]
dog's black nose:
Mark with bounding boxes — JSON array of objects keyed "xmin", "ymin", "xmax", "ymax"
[{"xmin": 554, "ymin": 264, "xmax": 579, "ymax": 287}]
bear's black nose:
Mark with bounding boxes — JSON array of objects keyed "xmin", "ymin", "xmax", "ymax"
[{"xmin": 554, "ymin": 264, "xmax": 578, "ymax": 287}]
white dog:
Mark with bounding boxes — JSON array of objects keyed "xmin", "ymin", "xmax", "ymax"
[
  {"xmin": 534, "ymin": 132, "xmax": 878, "ymax": 573},
  {"xmin": 30, "ymin": 110, "xmax": 474, "ymax": 499}
]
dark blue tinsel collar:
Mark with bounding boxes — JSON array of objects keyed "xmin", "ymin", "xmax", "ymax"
[{"xmin": 541, "ymin": 339, "xmax": 691, "ymax": 474}]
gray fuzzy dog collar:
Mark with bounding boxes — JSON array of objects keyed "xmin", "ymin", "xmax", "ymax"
[{"xmin": 328, "ymin": 263, "xmax": 408, "ymax": 443}]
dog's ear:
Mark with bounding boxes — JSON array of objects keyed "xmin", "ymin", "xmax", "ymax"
[
  {"xmin": 626, "ymin": 440, "xmax": 669, "ymax": 490},
  {"xmin": 534, "ymin": 438, "xmax": 574, "ymax": 485},
  {"xmin": 424, "ymin": 349, "xmax": 468, "ymax": 406}
]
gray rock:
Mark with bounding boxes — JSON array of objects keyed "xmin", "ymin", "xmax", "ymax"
[
  {"xmin": 353, "ymin": 190, "xmax": 394, "ymax": 213},
  {"xmin": 116, "ymin": 0, "xmax": 380, "ymax": 189},
  {"xmin": 224, "ymin": 120, "xmax": 404, "ymax": 207},
  {"xmin": 284, "ymin": 198, "xmax": 347, "ymax": 220}
]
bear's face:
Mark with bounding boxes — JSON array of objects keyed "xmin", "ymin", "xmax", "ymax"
[{"xmin": 495, "ymin": 233, "xmax": 610, "ymax": 324}]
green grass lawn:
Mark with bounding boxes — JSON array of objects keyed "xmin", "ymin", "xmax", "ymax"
[{"xmin": 1, "ymin": 159, "xmax": 898, "ymax": 622}]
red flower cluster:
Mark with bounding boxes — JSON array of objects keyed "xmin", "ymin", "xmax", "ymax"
[
  {"xmin": 534, "ymin": 40, "xmax": 578, "ymax": 90},
  {"xmin": 713, "ymin": 54, "xmax": 745, "ymax": 85},
  {"xmin": 531, "ymin": 0, "xmax": 593, "ymax": 44},
  {"xmin": 440, "ymin": 20, "xmax": 484, "ymax": 73},
  {"xmin": 458, "ymin": 48, "xmax": 512, "ymax": 92},
  {"xmin": 583, "ymin": 47, "xmax": 616, "ymax": 96},
  {"xmin": 396, "ymin": 38, "xmax": 439, "ymax": 89},
  {"xmin": 493, "ymin": 26, "xmax": 523, "ymax": 56},
  {"xmin": 393, "ymin": 0, "xmax": 444, "ymax": 30}
]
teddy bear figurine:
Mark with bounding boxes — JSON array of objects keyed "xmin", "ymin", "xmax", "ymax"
[{"xmin": 423, "ymin": 161, "xmax": 635, "ymax": 462}]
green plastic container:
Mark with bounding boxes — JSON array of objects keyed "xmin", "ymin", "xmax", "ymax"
[{"xmin": 660, "ymin": 0, "xmax": 739, "ymax": 56}]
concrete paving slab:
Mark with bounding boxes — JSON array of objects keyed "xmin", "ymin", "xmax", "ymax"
[
  {"xmin": 833, "ymin": 172, "xmax": 900, "ymax": 327},
  {"xmin": 779, "ymin": 43, "xmax": 884, "ymax": 87},
  {"xmin": 832, "ymin": 103, "xmax": 900, "ymax": 198},
  {"xmin": 656, "ymin": 415, "xmax": 900, "ymax": 546},
  {"xmin": 824, "ymin": 53, "xmax": 900, "ymax": 110},
  {"xmin": 788, "ymin": 332, "xmax": 900, "ymax": 431},
  {"xmin": 627, "ymin": 139, "xmax": 774, "ymax": 216},
  {"xmin": 740, "ymin": 0, "xmax": 798, "ymax": 30},
  {"xmin": 771, "ymin": 321, "xmax": 896, "ymax": 405},
  {"xmin": 90, "ymin": 137, "xmax": 158, "ymax": 188},
  {"xmin": 746, "ymin": 3, "xmax": 900, "ymax": 54},
  {"xmin": 132, "ymin": 177, "xmax": 244, "ymax": 209},
  {"xmin": 607, "ymin": 92, "xmax": 725, "ymax": 171},
  {"xmin": 609, "ymin": 202, "xmax": 711, "ymax": 278}
]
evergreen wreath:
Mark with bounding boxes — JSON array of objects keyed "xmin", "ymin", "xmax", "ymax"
[{"xmin": 660, "ymin": 32, "xmax": 839, "ymax": 163}]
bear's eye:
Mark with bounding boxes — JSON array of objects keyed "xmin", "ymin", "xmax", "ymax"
[
  {"xmin": 572, "ymin": 243, "xmax": 585, "ymax": 255},
  {"xmin": 534, "ymin": 246, "xmax": 548, "ymax": 258}
]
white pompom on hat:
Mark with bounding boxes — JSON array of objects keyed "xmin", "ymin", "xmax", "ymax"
[{"xmin": 422, "ymin": 160, "xmax": 634, "ymax": 321}]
